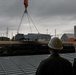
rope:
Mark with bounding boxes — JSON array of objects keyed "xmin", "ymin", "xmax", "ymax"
[
  {"xmin": 27, "ymin": 11, "xmax": 39, "ymax": 33},
  {"xmin": 17, "ymin": 10, "xmax": 39, "ymax": 34},
  {"xmin": 17, "ymin": 11, "xmax": 25, "ymax": 33},
  {"xmin": 26, "ymin": 12, "xmax": 32, "ymax": 33}
]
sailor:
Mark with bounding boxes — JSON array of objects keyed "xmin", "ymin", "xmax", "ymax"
[{"xmin": 35, "ymin": 37, "xmax": 73, "ymax": 75}]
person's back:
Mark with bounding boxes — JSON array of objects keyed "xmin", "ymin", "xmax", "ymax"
[
  {"xmin": 35, "ymin": 37, "xmax": 73, "ymax": 75},
  {"xmin": 36, "ymin": 54, "xmax": 73, "ymax": 75},
  {"xmin": 73, "ymin": 58, "xmax": 76, "ymax": 75}
]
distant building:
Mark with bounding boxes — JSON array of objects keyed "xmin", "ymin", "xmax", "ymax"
[
  {"xmin": 61, "ymin": 33, "xmax": 74, "ymax": 42},
  {"xmin": 14, "ymin": 33, "xmax": 24, "ymax": 40},
  {"xmin": 14, "ymin": 33, "xmax": 51, "ymax": 42},
  {"xmin": 74, "ymin": 26, "xmax": 76, "ymax": 40},
  {"xmin": 0, "ymin": 37, "xmax": 10, "ymax": 41},
  {"xmin": 24, "ymin": 33, "xmax": 51, "ymax": 42}
]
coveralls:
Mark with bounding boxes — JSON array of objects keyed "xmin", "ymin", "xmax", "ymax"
[
  {"xmin": 73, "ymin": 58, "xmax": 76, "ymax": 75},
  {"xmin": 35, "ymin": 53, "xmax": 73, "ymax": 75}
]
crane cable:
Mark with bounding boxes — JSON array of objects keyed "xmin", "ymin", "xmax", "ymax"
[
  {"xmin": 27, "ymin": 11, "xmax": 39, "ymax": 33},
  {"xmin": 26, "ymin": 11, "xmax": 32, "ymax": 33},
  {"xmin": 17, "ymin": 10, "xmax": 39, "ymax": 34},
  {"xmin": 17, "ymin": 11, "xmax": 25, "ymax": 33}
]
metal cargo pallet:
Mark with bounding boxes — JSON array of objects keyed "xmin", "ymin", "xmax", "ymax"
[{"xmin": 0, "ymin": 53, "xmax": 76, "ymax": 75}]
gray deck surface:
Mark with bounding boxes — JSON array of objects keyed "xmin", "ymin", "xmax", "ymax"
[{"xmin": 0, "ymin": 53, "xmax": 76, "ymax": 75}]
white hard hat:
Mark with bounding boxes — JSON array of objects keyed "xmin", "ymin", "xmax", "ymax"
[{"xmin": 48, "ymin": 37, "xmax": 63, "ymax": 50}]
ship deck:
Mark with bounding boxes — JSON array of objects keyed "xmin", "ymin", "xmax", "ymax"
[
  {"xmin": 0, "ymin": 53, "xmax": 76, "ymax": 75},
  {"xmin": 0, "ymin": 41, "xmax": 76, "ymax": 45}
]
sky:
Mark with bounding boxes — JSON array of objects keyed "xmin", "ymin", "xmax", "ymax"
[{"xmin": 0, "ymin": 0, "xmax": 76, "ymax": 38}]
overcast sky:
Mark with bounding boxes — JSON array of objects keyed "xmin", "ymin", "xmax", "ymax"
[{"xmin": 0, "ymin": 0, "xmax": 76, "ymax": 38}]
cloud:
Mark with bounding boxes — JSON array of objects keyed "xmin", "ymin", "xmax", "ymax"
[{"xmin": 0, "ymin": 0, "xmax": 76, "ymax": 38}]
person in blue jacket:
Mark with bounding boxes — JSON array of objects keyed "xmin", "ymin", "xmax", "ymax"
[{"xmin": 35, "ymin": 37, "xmax": 73, "ymax": 75}]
